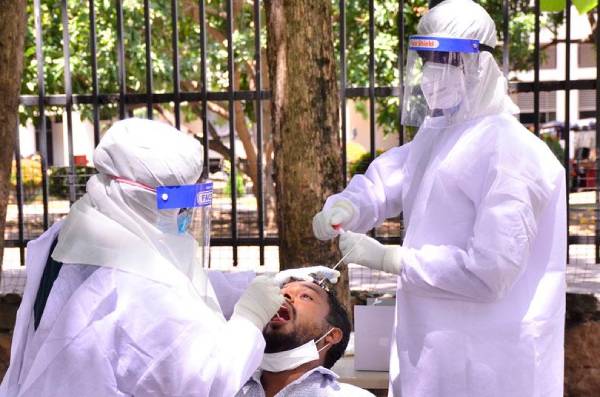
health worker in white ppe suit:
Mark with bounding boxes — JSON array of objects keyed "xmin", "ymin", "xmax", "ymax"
[
  {"xmin": 1, "ymin": 118, "xmax": 284, "ymax": 397},
  {"xmin": 313, "ymin": 1, "xmax": 566, "ymax": 396}
]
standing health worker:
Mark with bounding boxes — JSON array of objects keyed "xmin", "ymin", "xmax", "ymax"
[{"xmin": 313, "ymin": 1, "xmax": 566, "ymax": 396}]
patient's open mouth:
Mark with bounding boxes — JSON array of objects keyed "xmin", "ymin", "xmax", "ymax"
[{"xmin": 271, "ymin": 304, "xmax": 291, "ymax": 323}]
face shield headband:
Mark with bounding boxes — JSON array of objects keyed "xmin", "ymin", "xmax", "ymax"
[{"xmin": 401, "ymin": 35, "xmax": 491, "ymax": 128}]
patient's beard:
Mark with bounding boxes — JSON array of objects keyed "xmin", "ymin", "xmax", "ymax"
[
  {"xmin": 264, "ymin": 322, "xmax": 323, "ymax": 354},
  {"xmin": 264, "ymin": 330, "xmax": 308, "ymax": 353}
]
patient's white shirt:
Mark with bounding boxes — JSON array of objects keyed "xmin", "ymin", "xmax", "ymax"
[{"xmin": 235, "ymin": 366, "xmax": 375, "ymax": 397}]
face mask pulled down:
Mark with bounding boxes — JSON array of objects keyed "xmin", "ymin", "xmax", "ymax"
[{"xmin": 260, "ymin": 328, "xmax": 333, "ymax": 372}]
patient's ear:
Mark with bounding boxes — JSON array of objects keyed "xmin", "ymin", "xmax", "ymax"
[{"xmin": 325, "ymin": 327, "xmax": 343, "ymax": 346}]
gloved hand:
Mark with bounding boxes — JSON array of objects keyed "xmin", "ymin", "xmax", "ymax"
[
  {"xmin": 339, "ymin": 231, "xmax": 403, "ymax": 275},
  {"xmin": 274, "ymin": 265, "xmax": 341, "ymax": 287},
  {"xmin": 232, "ymin": 276, "xmax": 285, "ymax": 330},
  {"xmin": 312, "ymin": 199, "xmax": 357, "ymax": 241}
]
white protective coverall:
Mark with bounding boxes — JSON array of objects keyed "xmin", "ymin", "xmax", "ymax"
[
  {"xmin": 317, "ymin": 1, "xmax": 566, "ymax": 396},
  {"xmin": 1, "ymin": 119, "xmax": 280, "ymax": 397}
]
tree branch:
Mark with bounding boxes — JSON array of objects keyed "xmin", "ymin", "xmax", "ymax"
[
  {"xmin": 587, "ymin": 12, "xmax": 597, "ymax": 43},
  {"xmin": 181, "ymin": 1, "xmax": 224, "ymax": 21},
  {"xmin": 207, "ymin": 101, "xmax": 230, "ymax": 120},
  {"xmin": 208, "ymin": 138, "xmax": 230, "ymax": 159},
  {"xmin": 207, "ymin": 25, "xmax": 227, "ymax": 43},
  {"xmin": 152, "ymin": 104, "xmax": 176, "ymax": 126}
]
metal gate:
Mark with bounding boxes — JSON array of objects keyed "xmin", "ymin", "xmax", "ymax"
[{"xmin": 6, "ymin": 1, "xmax": 599, "ymax": 291}]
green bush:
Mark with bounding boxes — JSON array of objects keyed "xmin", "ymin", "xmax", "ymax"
[
  {"xmin": 11, "ymin": 156, "xmax": 43, "ymax": 189},
  {"xmin": 346, "ymin": 142, "xmax": 367, "ymax": 163},
  {"xmin": 49, "ymin": 166, "xmax": 97, "ymax": 199},
  {"xmin": 542, "ymin": 134, "xmax": 565, "ymax": 165},
  {"xmin": 349, "ymin": 150, "xmax": 384, "ymax": 177},
  {"xmin": 10, "ymin": 156, "xmax": 43, "ymax": 203},
  {"xmin": 223, "ymin": 173, "xmax": 245, "ymax": 198}
]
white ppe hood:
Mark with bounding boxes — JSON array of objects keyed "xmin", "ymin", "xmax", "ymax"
[
  {"xmin": 414, "ymin": 0, "xmax": 518, "ymax": 123},
  {"xmin": 52, "ymin": 118, "xmax": 219, "ymax": 311}
]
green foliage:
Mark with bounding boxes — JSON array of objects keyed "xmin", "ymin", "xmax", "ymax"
[
  {"xmin": 346, "ymin": 141, "xmax": 367, "ymax": 162},
  {"xmin": 349, "ymin": 150, "xmax": 384, "ymax": 176},
  {"xmin": 540, "ymin": 0, "xmax": 598, "ymax": 15},
  {"xmin": 340, "ymin": 0, "xmax": 427, "ymax": 137},
  {"xmin": 21, "ymin": 1, "xmax": 589, "ymax": 144},
  {"xmin": 48, "ymin": 166, "xmax": 97, "ymax": 199},
  {"xmin": 22, "ymin": 0, "xmax": 263, "ymax": 123},
  {"xmin": 542, "ymin": 134, "xmax": 565, "ymax": 165},
  {"xmin": 573, "ymin": 0, "xmax": 598, "ymax": 14},
  {"xmin": 10, "ymin": 157, "xmax": 43, "ymax": 190},
  {"xmin": 223, "ymin": 173, "xmax": 246, "ymax": 198},
  {"xmin": 541, "ymin": 0, "xmax": 566, "ymax": 12},
  {"xmin": 478, "ymin": 1, "xmax": 567, "ymax": 70},
  {"xmin": 10, "ymin": 156, "xmax": 44, "ymax": 203}
]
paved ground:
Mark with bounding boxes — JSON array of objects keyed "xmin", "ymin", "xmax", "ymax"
[
  {"xmin": 567, "ymin": 261, "xmax": 600, "ymax": 297},
  {"xmin": 4, "ymin": 244, "xmax": 600, "ymax": 296}
]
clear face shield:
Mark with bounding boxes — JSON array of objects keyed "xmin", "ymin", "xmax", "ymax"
[
  {"xmin": 401, "ymin": 36, "xmax": 486, "ymax": 128},
  {"xmin": 156, "ymin": 181, "xmax": 213, "ymax": 270}
]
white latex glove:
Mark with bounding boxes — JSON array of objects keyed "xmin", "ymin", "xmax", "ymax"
[
  {"xmin": 339, "ymin": 231, "xmax": 403, "ymax": 275},
  {"xmin": 232, "ymin": 276, "xmax": 285, "ymax": 330},
  {"xmin": 312, "ymin": 199, "xmax": 357, "ymax": 241},
  {"xmin": 274, "ymin": 265, "xmax": 341, "ymax": 287}
]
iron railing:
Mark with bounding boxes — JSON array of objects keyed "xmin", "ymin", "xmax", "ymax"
[{"xmin": 7, "ymin": 0, "xmax": 600, "ymax": 272}]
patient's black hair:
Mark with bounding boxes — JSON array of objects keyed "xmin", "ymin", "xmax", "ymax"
[{"xmin": 322, "ymin": 289, "xmax": 351, "ymax": 369}]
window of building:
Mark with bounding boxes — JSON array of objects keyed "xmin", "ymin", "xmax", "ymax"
[
  {"xmin": 514, "ymin": 91, "xmax": 557, "ymax": 125},
  {"xmin": 514, "ymin": 91, "xmax": 557, "ymax": 113},
  {"xmin": 578, "ymin": 90, "xmax": 596, "ymax": 119},
  {"xmin": 579, "ymin": 110, "xmax": 596, "ymax": 119},
  {"xmin": 541, "ymin": 44, "xmax": 557, "ymax": 69},
  {"xmin": 578, "ymin": 43, "xmax": 596, "ymax": 68}
]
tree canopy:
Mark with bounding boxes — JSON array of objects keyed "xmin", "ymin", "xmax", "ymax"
[
  {"xmin": 20, "ymin": 0, "xmax": 593, "ymax": 188},
  {"xmin": 23, "ymin": 1, "xmax": 584, "ymax": 121}
]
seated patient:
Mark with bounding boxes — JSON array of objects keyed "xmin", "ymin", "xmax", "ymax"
[{"xmin": 236, "ymin": 279, "xmax": 374, "ymax": 397}]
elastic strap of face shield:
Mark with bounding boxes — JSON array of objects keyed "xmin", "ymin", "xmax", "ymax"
[
  {"xmin": 478, "ymin": 43, "xmax": 495, "ymax": 54},
  {"xmin": 110, "ymin": 175, "xmax": 156, "ymax": 193}
]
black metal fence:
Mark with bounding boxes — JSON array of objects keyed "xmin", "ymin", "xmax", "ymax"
[{"xmin": 5, "ymin": 0, "xmax": 600, "ymax": 273}]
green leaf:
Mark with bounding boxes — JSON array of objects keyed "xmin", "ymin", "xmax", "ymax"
[
  {"xmin": 541, "ymin": 0, "xmax": 566, "ymax": 12},
  {"xmin": 573, "ymin": 0, "xmax": 598, "ymax": 14}
]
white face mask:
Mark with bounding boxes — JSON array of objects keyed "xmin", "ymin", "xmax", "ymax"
[
  {"xmin": 420, "ymin": 63, "xmax": 464, "ymax": 110},
  {"xmin": 260, "ymin": 328, "xmax": 334, "ymax": 372}
]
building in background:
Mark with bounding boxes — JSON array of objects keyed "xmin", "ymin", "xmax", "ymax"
[{"xmin": 511, "ymin": 6, "xmax": 596, "ymax": 126}]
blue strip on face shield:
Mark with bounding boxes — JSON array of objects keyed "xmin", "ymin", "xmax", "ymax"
[
  {"xmin": 411, "ymin": 36, "xmax": 480, "ymax": 66},
  {"xmin": 156, "ymin": 182, "xmax": 213, "ymax": 234},
  {"xmin": 411, "ymin": 35, "xmax": 494, "ymax": 66},
  {"xmin": 408, "ymin": 36, "xmax": 482, "ymax": 54}
]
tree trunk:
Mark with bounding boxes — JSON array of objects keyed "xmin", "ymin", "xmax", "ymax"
[
  {"xmin": 265, "ymin": 1, "xmax": 349, "ymax": 310},
  {"xmin": 0, "ymin": 1, "xmax": 27, "ymax": 275}
]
